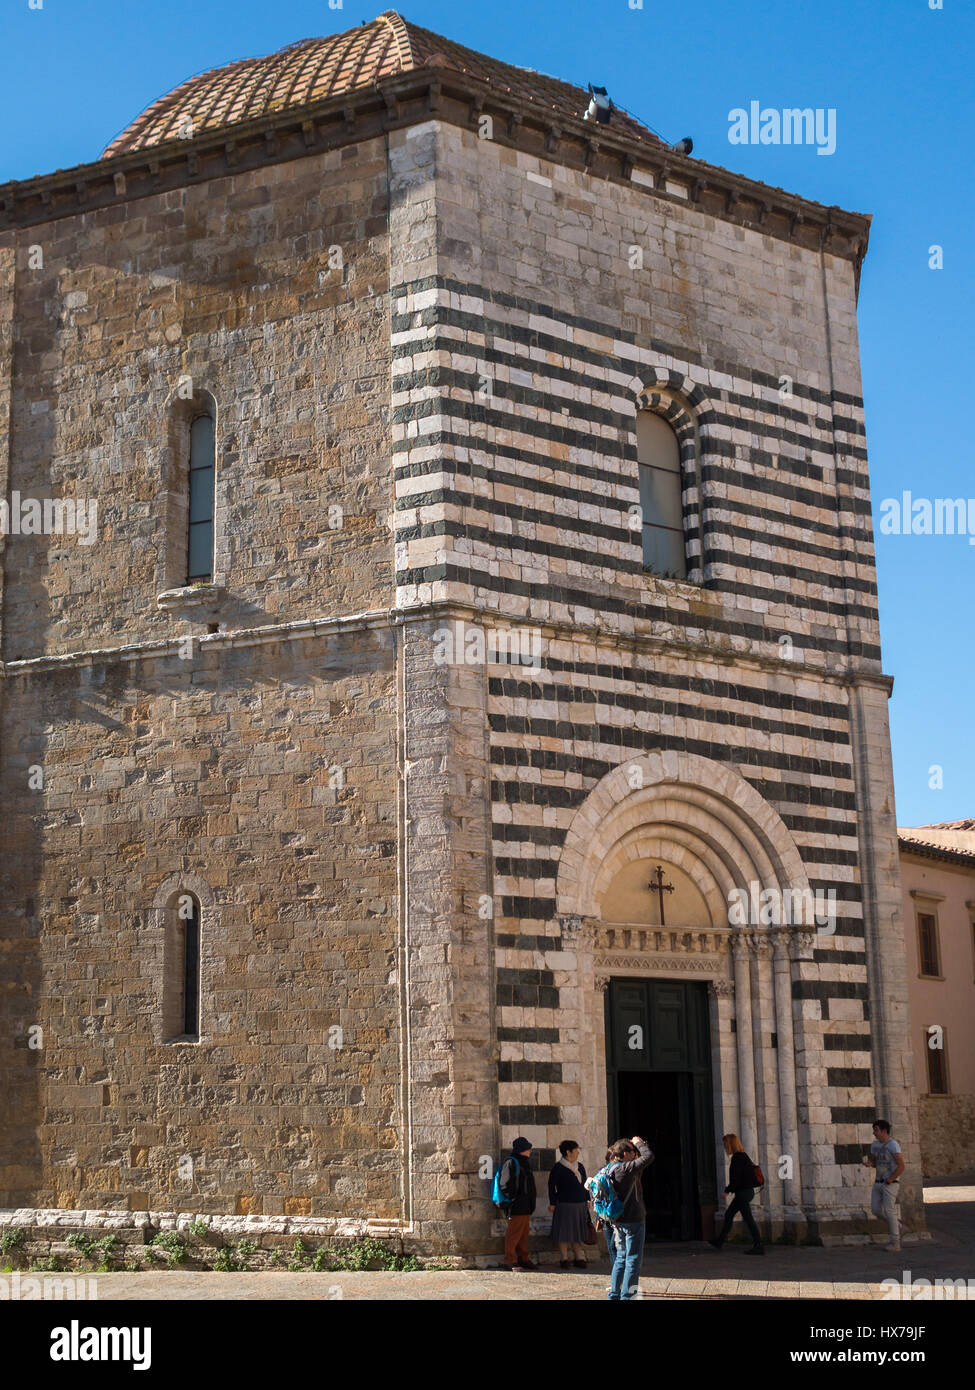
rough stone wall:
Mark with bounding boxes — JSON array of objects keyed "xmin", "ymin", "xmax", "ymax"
[
  {"xmin": 919, "ymin": 1096, "xmax": 975, "ymax": 1178},
  {"xmin": 0, "ymin": 246, "xmax": 13, "ymax": 601},
  {"xmin": 390, "ymin": 120, "xmax": 919, "ymax": 1239},
  {"xmin": 1, "ymin": 140, "xmax": 391, "ymax": 662},
  {"xmin": 0, "ymin": 141, "xmax": 404, "ymax": 1222},
  {"xmin": 0, "ymin": 630, "xmax": 400, "ymax": 1216}
]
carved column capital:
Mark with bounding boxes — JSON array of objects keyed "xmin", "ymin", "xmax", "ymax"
[
  {"xmin": 707, "ymin": 978, "xmax": 734, "ymax": 999},
  {"xmin": 730, "ymin": 929, "xmax": 752, "ymax": 959},
  {"xmin": 792, "ymin": 930, "xmax": 816, "ymax": 961},
  {"xmin": 770, "ymin": 928, "xmax": 792, "ymax": 958},
  {"xmin": 560, "ymin": 914, "xmax": 597, "ymax": 944}
]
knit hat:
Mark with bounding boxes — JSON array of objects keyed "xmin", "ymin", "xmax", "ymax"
[{"xmin": 512, "ymin": 1137, "xmax": 532, "ymax": 1154}]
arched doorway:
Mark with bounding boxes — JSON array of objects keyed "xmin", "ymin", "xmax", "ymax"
[
  {"xmin": 605, "ymin": 974, "xmax": 716, "ymax": 1240},
  {"xmin": 600, "ymin": 852, "xmax": 717, "ymax": 1238},
  {"xmin": 557, "ymin": 751, "xmax": 815, "ymax": 1240}
]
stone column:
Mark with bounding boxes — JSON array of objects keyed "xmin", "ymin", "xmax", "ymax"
[
  {"xmin": 750, "ymin": 932, "xmax": 778, "ymax": 1222},
  {"xmin": 731, "ymin": 931, "xmax": 757, "ymax": 1156},
  {"xmin": 789, "ymin": 929, "xmax": 823, "ymax": 1216},
  {"xmin": 564, "ymin": 918, "xmax": 602, "ymax": 1167},
  {"xmin": 397, "ymin": 616, "xmax": 498, "ymax": 1254},
  {"xmin": 847, "ymin": 680, "xmax": 923, "ymax": 1231},
  {"xmin": 593, "ymin": 972, "xmax": 611, "ymax": 1153},
  {"xmin": 708, "ymin": 975, "xmax": 737, "ymax": 1205},
  {"xmin": 771, "ymin": 929, "xmax": 803, "ymax": 1222}
]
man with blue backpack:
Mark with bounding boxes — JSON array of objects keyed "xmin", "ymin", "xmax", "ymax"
[
  {"xmin": 493, "ymin": 1137, "xmax": 538, "ymax": 1270},
  {"xmin": 586, "ymin": 1135, "xmax": 654, "ymax": 1300}
]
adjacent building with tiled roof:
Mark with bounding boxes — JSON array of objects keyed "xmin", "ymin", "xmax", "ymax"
[{"xmin": 899, "ymin": 822, "xmax": 975, "ymax": 866}]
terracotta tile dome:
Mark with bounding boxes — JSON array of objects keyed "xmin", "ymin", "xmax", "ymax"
[{"xmin": 101, "ymin": 10, "xmax": 663, "ymax": 159}]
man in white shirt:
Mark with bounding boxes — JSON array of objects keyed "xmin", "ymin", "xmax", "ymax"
[{"xmin": 864, "ymin": 1118, "xmax": 906, "ymax": 1252}]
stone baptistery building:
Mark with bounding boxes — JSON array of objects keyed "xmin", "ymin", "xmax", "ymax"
[{"xmin": 0, "ymin": 12, "xmax": 921, "ymax": 1257}]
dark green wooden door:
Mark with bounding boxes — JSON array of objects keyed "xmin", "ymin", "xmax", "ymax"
[{"xmin": 605, "ymin": 978, "xmax": 716, "ymax": 1240}]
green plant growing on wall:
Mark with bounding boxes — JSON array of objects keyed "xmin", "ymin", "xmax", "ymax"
[
  {"xmin": 0, "ymin": 1229, "xmax": 25, "ymax": 1256},
  {"xmin": 149, "ymin": 1231, "xmax": 188, "ymax": 1264},
  {"xmin": 286, "ymin": 1235, "xmax": 310, "ymax": 1272},
  {"xmin": 285, "ymin": 1239, "xmax": 307, "ymax": 1273},
  {"xmin": 95, "ymin": 1234, "xmax": 120, "ymax": 1271},
  {"xmin": 66, "ymin": 1233, "xmax": 96, "ymax": 1261},
  {"xmin": 327, "ymin": 1238, "xmax": 419, "ymax": 1272}
]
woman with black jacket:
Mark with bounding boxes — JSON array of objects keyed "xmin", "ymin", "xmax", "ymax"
[
  {"xmin": 708, "ymin": 1133, "xmax": 764, "ymax": 1255},
  {"xmin": 547, "ymin": 1139, "xmax": 590, "ymax": 1268}
]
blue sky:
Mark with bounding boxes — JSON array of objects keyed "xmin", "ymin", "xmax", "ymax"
[{"xmin": 1, "ymin": 0, "xmax": 971, "ymax": 826}]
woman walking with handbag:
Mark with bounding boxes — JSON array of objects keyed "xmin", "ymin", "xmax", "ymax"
[
  {"xmin": 708, "ymin": 1133, "xmax": 765, "ymax": 1255},
  {"xmin": 548, "ymin": 1139, "xmax": 592, "ymax": 1268}
]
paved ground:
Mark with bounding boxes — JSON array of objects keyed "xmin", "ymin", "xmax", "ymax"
[{"xmin": 32, "ymin": 1176, "xmax": 975, "ymax": 1300}]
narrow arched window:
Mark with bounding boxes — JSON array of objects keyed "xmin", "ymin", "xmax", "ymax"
[
  {"xmin": 182, "ymin": 896, "xmax": 200, "ymax": 1038},
  {"xmin": 637, "ymin": 412, "xmax": 687, "ymax": 579},
  {"xmin": 164, "ymin": 891, "xmax": 201, "ymax": 1041},
  {"xmin": 187, "ymin": 414, "xmax": 215, "ymax": 582}
]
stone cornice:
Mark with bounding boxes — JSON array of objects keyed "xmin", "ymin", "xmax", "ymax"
[
  {"xmin": 593, "ymin": 953, "xmax": 721, "ymax": 975},
  {"xmin": 0, "ymin": 67, "xmax": 871, "ymax": 272},
  {"xmin": 596, "ymin": 925, "xmax": 726, "ymax": 955},
  {"xmin": 0, "ymin": 597, "xmax": 895, "ymax": 692}
]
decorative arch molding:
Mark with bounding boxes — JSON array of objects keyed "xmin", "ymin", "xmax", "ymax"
[
  {"xmin": 556, "ymin": 750, "xmax": 810, "ymax": 926},
  {"xmin": 152, "ymin": 871, "xmax": 216, "ymax": 912},
  {"xmin": 630, "ymin": 364, "xmax": 715, "ymax": 430},
  {"xmin": 639, "ymin": 388, "xmax": 697, "ymax": 440},
  {"xmin": 162, "ymin": 382, "xmax": 218, "ymax": 416}
]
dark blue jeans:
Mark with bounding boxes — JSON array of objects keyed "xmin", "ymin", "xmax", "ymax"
[
  {"xmin": 607, "ymin": 1221, "xmax": 646, "ymax": 1300},
  {"xmin": 715, "ymin": 1187, "xmax": 762, "ymax": 1247}
]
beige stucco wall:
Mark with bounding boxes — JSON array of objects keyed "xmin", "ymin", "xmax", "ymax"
[{"xmin": 900, "ymin": 844, "xmax": 975, "ymax": 1176}]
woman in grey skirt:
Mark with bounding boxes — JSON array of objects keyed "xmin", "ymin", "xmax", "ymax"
[{"xmin": 548, "ymin": 1139, "xmax": 591, "ymax": 1268}]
